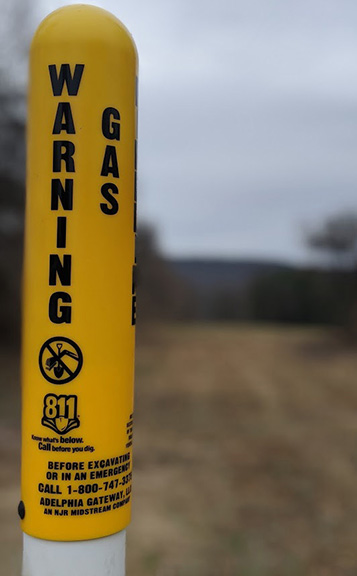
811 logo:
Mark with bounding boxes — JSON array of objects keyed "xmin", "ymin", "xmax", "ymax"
[{"xmin": 42, "ymin": 394, "xmax": 80, "ymax": 435}]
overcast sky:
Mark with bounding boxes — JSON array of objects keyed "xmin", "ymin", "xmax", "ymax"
[{"xmin": 31, "ymin": 1, "xmax": 357, "ymax": 262}]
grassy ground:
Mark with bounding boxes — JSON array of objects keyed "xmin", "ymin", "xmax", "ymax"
[{"xmin": 2, "ymin": 324, "xmax": 357, "ymax": 574}]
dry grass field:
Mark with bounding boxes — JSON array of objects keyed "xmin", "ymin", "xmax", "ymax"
[{"xmin": 2, "ymin": 324, "xmax": 357, "ymax": 575}]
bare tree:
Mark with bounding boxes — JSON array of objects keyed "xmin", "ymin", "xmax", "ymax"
[
  {"xmin": 0, "ymin": 0, "xmax": 33, "ymax": 340},
  {"xmin": 0, "ymin": 0, "xmax": 32, "ymax": 182},
  {"xmin": 306, "ymin": 212, "xmax": 357, "ymax": 339},
  {"xmin": 306, "ymin": 212, "xmax": 357, "ymax": 269}
]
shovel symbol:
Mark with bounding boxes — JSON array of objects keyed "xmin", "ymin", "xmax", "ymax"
[
  {"xmin": 39, "ymin": 336, "xmax": 83, "ymax": 385},
  {"xmin": 45, "ymin": 343, "xmax": 80, "ymax": 379}
]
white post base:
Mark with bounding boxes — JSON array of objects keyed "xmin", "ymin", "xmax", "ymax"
[{"xmin": 22, "ymin": 530, "xmax": 126, "ymax": 576}]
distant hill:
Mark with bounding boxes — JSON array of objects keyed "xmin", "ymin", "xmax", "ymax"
[
  {"xmin": 137, "ymin": 241, "xmax": 352, "ymax": 325},
  {"xmin": 166, "ymin": 258, "xmax": 294, "ymax": 293},
  {"xmin": 163, "ymin": 258, "xmax": 296, "ymax": 320}
]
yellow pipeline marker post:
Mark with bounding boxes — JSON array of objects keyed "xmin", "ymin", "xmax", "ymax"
[{"xmin": 20, "ymin": 5, "xmax": 137, "ymax": 574}]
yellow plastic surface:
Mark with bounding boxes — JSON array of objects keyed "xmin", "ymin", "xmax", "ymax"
[{"xmin": 21, "ymin": 5, "xmax": 137, "ymax": 541}]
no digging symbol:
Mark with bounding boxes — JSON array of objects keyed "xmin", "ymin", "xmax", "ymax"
[{"xmin": 39, "ymin": 336, "xmax": 83, "ymax": 384}]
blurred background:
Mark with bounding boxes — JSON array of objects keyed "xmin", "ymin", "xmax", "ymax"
[{"xmin": 2, "ymin": 0, "xmax": 357, "ymax": 574}]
